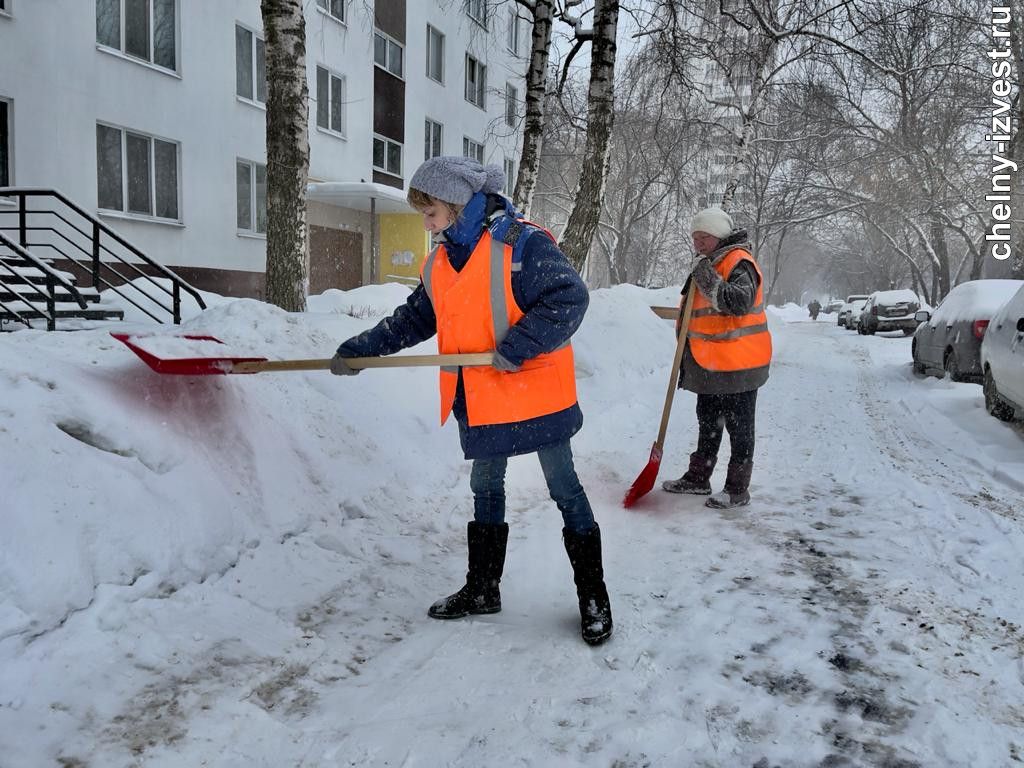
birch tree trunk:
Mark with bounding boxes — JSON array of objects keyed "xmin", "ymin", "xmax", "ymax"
[
  {"xmin": 513, "ymin": 0, "xmax": 554, "ymax": 216},
  {"xmin": 261, "ymin": 0, "xmax": 309, "ymax": 311},
  {"xmin": 559, "ymin": 0, "xmax": 619, "ymax": 273}
]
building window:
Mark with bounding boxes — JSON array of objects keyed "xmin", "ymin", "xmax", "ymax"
[
  {"xmin": 504, "ymin": 157, "xmax": 515, "ymax": 195},
  {"xmin": 466, "ymin": 0, "xmax": 487, "ymax": 27},
  {"xmin": 0, "ymin": 99, "xmax": 11, "ymax": 186},
  {"xmin": 0, "ymin": 0, "xmax": 10, "ymax": 17},
  {"xmin": 465, "ymin": 54, "xmax": 486, "ymax": 108},
  {"xmin": 505, "ymin": 83, "xmax": 518, "ymax": 126},
  {"xmin": 315, "ymin": 0, "xmax": 344, "ymax": 23},
  {"xmin": 426, "ymin": 25, "xmax": 444, "ymax": 83},
  {"xmin": 507, "ymin": 8, "xmax": 521, "ymax": 55},
  {"xmin": 424, "ymin": 119, "xmax": 443, "ymax": 160},
  {"xmin": 373, "ymin": 31, "xmax": 404, "ymax": 78},
  {"xmin": 316, "ymin": 66, "xmax": 345, "ymax": 136},
  {"xmin": 236, "ymin": 159, "xmax": 267, "ymax": 234},
  {"xmin": 235, "ymin": 24, "xmax": 266, "ymax": 105},
  {"xmin": 373, "ymin": 135, "xmax": 402, "ymax": 177},
  {"xmin": 96, "ymin": 123, "xmax": 179, "ymax": 220},
  {"xmin": 96, "ymin": 0, "xmax": 177, "ymax": 72},
  {"xmin": 463, "ymin": 137, "xmax": 483, "ymax": 163}
]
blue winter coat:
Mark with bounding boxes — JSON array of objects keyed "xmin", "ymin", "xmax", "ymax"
[{"xmin": 336, "ymin": 191, "xmax": 588, "ymax": 460}]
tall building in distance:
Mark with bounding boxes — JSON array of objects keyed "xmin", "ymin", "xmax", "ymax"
[{"xmin": 0, "ymin": 0, "xmax": 527, "ymax": 297}]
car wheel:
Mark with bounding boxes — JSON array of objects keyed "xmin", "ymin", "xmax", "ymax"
[
  {"xmin": 944, "ymin": 350, "xmax": 964, "ymax": 382},
  {"xmin": 984, "ymin": 367, "xmax": 1015, "ymax": 422},
  {"xmin": 911, "ymin": 343, "xmax": 926, "ymax": 375}
]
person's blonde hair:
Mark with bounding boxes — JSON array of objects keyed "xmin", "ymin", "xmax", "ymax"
[{"xmin": 407, "ymin": 188, "xmax": 463, "ymax": 221}]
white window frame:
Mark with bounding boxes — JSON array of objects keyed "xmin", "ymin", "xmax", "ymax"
[
  {"xmin": 373, "ymin": 134, "xmax": 403, "ymax": 177},
  {"xmin": 503, "ymin": 157, "xmax": 515, "ymax": 195},
  {"xmin": 315, "ymin": 65, "xmax": 346, "ymax": 137},
  {"xmin": 465, "ymin": 54, "xmax": 486, "ymax": 109},
  {"xmin": 236, "ymin": 158, "xmax": 267, "ymax": 236},
  {"xmin": 0, "ymin": 98, "xmax": 12, "ymax": 188},
  {"xmin": 424, "ymin": 118, "xmax": 443, "ymax": 160},
  {"xmin": 426, "ymin": 25, "xmax": 444, "ymax": 84},
  {"xmin": 315, "ymin": 0, "xmax": 345, "ymax": 24},
  {"xmin": 463, "ymin": 137, "xmax": 484, "ymax": 163},
  {"xmin": 373, "ymin": 30, "xmax": 404, "ymax": 79},
  {"xmin": 507, "ymin": 8, "xmax": 521, "ymax": 55},
  {"xmin": 0, "ymin": 0, "xmax": 12, "ymax": 19},
  {"xmin": 96, "ymin": 122, "xmax": 181, "ymax": 223},
  {"xmin": 505, "ymin": 82, "xmax": 518, "ymax": 126},
  {"xmin": 235, "ymin": 23, "xmax": 266, "ymax": 107},
  {"xmin": 466, "ymin": 0, "xmax": 487, "ymax": 28},
  {"xmin": 96, "ymin": 0, "xmax": 179, "ymax": 73}
]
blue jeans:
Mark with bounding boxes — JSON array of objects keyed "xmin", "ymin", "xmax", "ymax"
[{"xmin": 470, "ymin": 439, "xmax": 595, "ymax": 533}]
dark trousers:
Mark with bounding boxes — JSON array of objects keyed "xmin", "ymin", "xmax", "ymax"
[
  {"xmin": 688, "ymin": 390, "xmax": 757, "ymax": 493},
  {"xmin": 470, "ymin": 439, "xmax": 595, "ymax": 533}
]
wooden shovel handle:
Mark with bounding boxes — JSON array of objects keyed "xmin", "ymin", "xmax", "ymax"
[
  {"xmin": 655, "ymin": 281, "xmax": 697, "ymax": 450},
  {"xmin": 231, "ymin": 352, "xmax": 495, "ymax": 373}
]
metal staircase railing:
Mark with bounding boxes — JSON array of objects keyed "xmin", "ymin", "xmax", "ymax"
[
  {"xmin": 0, "ymin": 231, "xmax": 88, "ymax": 330},
  {"xmin": 0, "ymin": 188, "xmax": 207, "ymax": 325}
]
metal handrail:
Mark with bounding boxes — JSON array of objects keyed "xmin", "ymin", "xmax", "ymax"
[
  {"xmin": 0, "ymin": 187, "xmax": 208, "ymax": 323},
  {"xmin": 0, "ymin": 232, "xmax": 87, "ymax": 308}
]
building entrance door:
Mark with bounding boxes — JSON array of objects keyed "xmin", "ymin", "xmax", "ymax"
[{"xmin": 309, "ymin": 225, "xmax": 363, "ymax": 293}]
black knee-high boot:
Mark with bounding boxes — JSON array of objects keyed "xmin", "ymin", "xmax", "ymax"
[
  {"xmin": 562, "ymin": 524, "xmax": 613, "ymax": 645},
  {"xmin": 428, "ymin": 522, "xmax": 509, "ymax": 619}
]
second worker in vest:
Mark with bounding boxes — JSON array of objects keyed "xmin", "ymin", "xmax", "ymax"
[
  {"xmin": 329, "ymin": 156, "xmax": 612, "ymax": 645},
  {"xmin": 662, "ymin": 207, "xmax": 773, "ymax": 509}
]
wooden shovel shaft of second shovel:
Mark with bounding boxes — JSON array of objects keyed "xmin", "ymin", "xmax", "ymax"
[{"xmin": 232, "ymin": 352, "xmax": 495, "ymax": 373}]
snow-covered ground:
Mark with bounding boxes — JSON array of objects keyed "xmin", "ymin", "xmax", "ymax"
[{"xmin": 1, "ymin": 289, "xmax": 1022, "ymax": 767}]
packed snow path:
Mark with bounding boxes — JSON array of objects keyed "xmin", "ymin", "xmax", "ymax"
[{"xmin": 1, "ymin": 295, "xmax": 1022, "ymax": 767}]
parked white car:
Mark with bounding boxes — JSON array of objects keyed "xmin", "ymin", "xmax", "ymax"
[
  {"xmin": 980, "ymin": 283, "xmax": 1024, "ymax": 421},
  {"xmin": 839, "ymin": 297, "xmax": 868, "ymax": 329}
]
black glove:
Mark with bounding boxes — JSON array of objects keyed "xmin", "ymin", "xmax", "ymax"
[
  {"xmin": 691, "ymin": 257, "xmax": 720, "ymax": 300},
  {"xmin": 492, "ymin": 351, "xmax": 521, "ymax": 372},
  {"xmin": 330, "ymin": 352, "xmax": 360, "ymax": 376}
]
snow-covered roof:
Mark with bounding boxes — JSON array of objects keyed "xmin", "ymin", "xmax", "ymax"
[
  {"xmin": 931, "ymin": 279, "xmax": 1024, "ymax": 323},
  {"xmin": 871, "ymin": 288, "xmax": 919, "ymax": 304},
  {"xmin": 305, "ymin": 181, "xmax": 413, "ymax": 214}
]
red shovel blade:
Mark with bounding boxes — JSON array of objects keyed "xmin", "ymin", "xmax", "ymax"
[
  {"xmin": 622, "ymin": 443, "xmax": 663, "ymax": 508},
  {"xmin": 111, "ymin": 332, "xmax": 268, "ymax": 375}
]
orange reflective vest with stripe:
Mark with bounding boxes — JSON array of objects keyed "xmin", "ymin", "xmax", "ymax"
[
  {"xmin": 421, "ymin": 229, "xmax": 578, "ymax": 427},
  {"xmin": 683, "ymin": 248, "xmax": 772, "ymax": 372}
]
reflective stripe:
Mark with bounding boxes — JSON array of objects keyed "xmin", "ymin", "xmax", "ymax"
[
  {"xmin": 422, "ymin": 245, "xmax": 440, "ymax": 306},
  {"xmin": 441, "ymin": 365, "xmax": 459, "ymax": 374},
  {"xmin": 489, "ymin": 236, "xmax": 510, "ymax": 342},
  {"xmin": 692, "ymin": 302, "xmax": 764, "ymax": 318},
  {"xmin": 510, "ymin": 263, "xmax": 522, "ymax": 272},
  {"xmin": 688, "ymin": 322, "xmax": 769, "ymax": 341}
]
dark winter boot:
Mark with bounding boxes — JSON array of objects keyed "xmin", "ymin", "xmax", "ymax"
[
  {"xmin": 705, "ymin": 460, "xmax": 752, "ymax": 509},
  {"xmin": 661, "ymin": 453, "xmax": 714, "ymax": 495},
  {"xmin": 562, "ymin": 525, "xmax": 613, "ymax": 645},
  {"xmin": 428, "ymin": 522, "xmax": 509, "ymax": 620}
]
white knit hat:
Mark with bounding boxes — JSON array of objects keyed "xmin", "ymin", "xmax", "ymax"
[
  {"xmin": 691, "ymin": 207, "xmax": 733, "ymax": 239},
  {"xmin": 409, "ymin": 156, "xmax": 505, "ymax": 205}
]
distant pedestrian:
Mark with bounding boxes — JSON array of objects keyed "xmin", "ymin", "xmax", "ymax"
[
  {"xmin": 329, "ymin": 156, "xmax": 612, "ymax": 645},
  {"xmin": 662, "ymin": 207, "xmax": 773, "ymax": 509},
  {"xmin": 808, "ymin": 299, "xmax": 821, "ymax": 320}
]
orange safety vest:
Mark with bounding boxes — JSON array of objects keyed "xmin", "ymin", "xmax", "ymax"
[
  {"xmin": 683, "ymin": 248, "xmax": 772, "ymax": 372},
  {"xmin": 421, "ymin": 229, "xmax": 578, "ymax": 427}
]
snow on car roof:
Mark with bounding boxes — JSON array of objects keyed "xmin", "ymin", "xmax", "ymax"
[
  {"xmin": 931, "ymin": 279, "xmax": 1024, "ymax": 323},
  {"xmin": 871, "ymin": 288, "xmax": 919, "ymax": 304}
]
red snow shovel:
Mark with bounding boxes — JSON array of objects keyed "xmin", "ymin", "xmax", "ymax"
[
  {"xmin": 111, "ymin": 332, "xmax": 494, "ymax": 375},
  {"xmin": 622, "ymin": 281, "xmax": 697, "ymax": 508}
]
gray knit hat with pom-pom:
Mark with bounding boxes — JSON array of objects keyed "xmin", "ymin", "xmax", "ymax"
[{"xmin": 409, "ymin": 156, "xmax": 505, "ymax": 205}]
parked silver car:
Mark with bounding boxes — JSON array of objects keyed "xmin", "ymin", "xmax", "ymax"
[
  {"xmin": 911, "ymin": 279, "xmax": 1023, "ymax": 382},
  {"xmin": 858, "ymin": 289, "xmax": 921, "ymax": 335},
  {"xmin": 838, "ymin": 295, "xmax": 868, "ymax": 328},
  {"xmin": 980, "ymin": 283, "xmax": 1024, "ymax": 421}
]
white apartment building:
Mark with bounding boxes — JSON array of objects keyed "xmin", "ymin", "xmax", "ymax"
[{"xmin": 0, "ymin": 0, "xmax": 527, "ymax": 298}]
